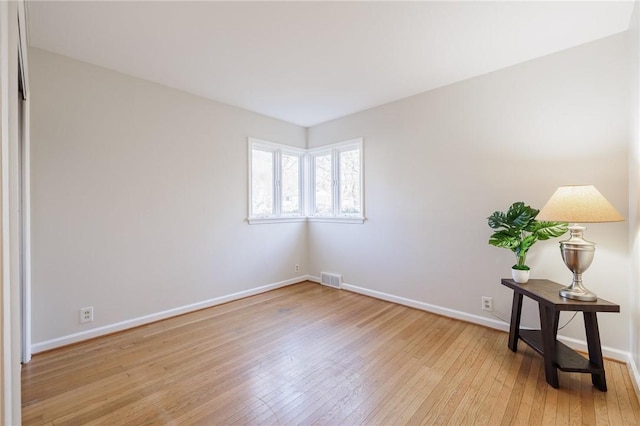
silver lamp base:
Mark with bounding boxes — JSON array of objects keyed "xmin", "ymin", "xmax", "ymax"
[
  {"xmin": 559, "ymin": 224, "xmax": 598, "ymax": 302},
  {"xmin": 559, "ymin": 274, "xmax": 598, "ymax": 302}
]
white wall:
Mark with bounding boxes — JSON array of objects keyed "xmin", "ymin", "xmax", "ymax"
[
  {"xmin": 629, "ymin": 0, "xmax": 640, "ymax": 387},
  {"xmin": 29, "ymin": 48, "xmax": 308, "ymax": 349},
  {"xmin": 308, "ymin": 34, "xmax": 631, "ymax": 355}
]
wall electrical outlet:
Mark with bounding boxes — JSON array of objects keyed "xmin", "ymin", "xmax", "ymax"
[
  {"xmin": 481, "ymin": 297, "xmax": 493, "ymax": 312},
  {"xmin": 295, "ymin": 264, "xmax": 300, "ymax": 272},
  {"xmin": 80, "ymin": 307, "xmax": 94, "ymax": 324}
]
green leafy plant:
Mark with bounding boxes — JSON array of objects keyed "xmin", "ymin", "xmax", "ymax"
[{"xmin": 487, "ymin": 202, "xmax": 568, "ymax": 270}]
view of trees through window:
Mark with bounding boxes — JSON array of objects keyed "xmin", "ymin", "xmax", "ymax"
[
  {"xmin": 251, "ymin": 149, "xmax": 273, "ymax": 216},
  {"xmin": 339, "ymin": 149, "xmax": 360, "ymax": 214},
  {"xmin": 314, "ymin": 154, "xmax": 332, "ymax": 215},
  {"xmin": 281, "ymin": 154, "xmax": 300, "ymax": 215}
]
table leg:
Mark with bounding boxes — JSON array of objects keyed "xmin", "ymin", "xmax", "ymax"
[
  {"xmin": 538, "ymin": 304, "xmax": 560, "ymax": 388},
  {"xmin": 584, "ymin": 312, "xmax": 607, "ymax": 391},
  {"xmin": 508, "ymin": 292, "xmax": 523, "ymax": 352}
]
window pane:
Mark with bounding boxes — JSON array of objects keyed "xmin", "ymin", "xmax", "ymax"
[
  {"xmin": 339, "ymin": 149, "xmax": 361, "ymax": 214},
  {"xmin": 251, "ymin": 149, "xmax": 274, "ymax": 216},
  {"xmin": 314, "ymin": 154, "xmax": 332, "ymax": 215},
  {"xmin": 281, "ymin": 153, "xmax": 300, "ymax": 215}
]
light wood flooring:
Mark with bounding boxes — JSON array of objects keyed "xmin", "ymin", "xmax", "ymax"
[{"xmin": 22, "ymin": 281, "xmax": 640, "ymax": 425}]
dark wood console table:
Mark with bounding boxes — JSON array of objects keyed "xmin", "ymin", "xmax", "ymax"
[{"xmin": 501, "ymin": 278, "xmax": 619, "ymax": 391}]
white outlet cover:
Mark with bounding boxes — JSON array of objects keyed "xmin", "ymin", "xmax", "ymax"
[{"xmin": 80, "ymin": 307, "xmax": 93, "ymax": 323}]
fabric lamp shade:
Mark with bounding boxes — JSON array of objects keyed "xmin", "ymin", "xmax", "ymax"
[{"xmin": 536, "ymin": 185, "xmax": 624, "ymax": 223}]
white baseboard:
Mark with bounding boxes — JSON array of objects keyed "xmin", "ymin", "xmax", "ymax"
[
  {"xmin": 308, "ymin": 276, "xmax": 632, "ymax": 365},
  {"xmin": 31, "ymin": 276, "xmax": 306, "ymax": 354}
]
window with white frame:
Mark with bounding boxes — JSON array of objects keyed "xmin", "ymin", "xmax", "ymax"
[
  {"xmin": 308, "ymin": 138, "xmax": 363, "ymax": 222},
  {"xmin": 249, "ymin": 138, "xmax": 305, "ymax": 223},
  {"xmin": 248, "ymin": 137, "xmax": 364, "ymax": 224}
]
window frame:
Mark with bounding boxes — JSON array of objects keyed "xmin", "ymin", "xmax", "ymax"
[
  {"xmin": 248, "ymin": 138, "xmax": 306, "ymax": 224},
  {"xmin": 307, "ymin": 138, "xmax": 364, "ymax": 224},
  {"xmin": 248, "ymin": 137, "xmax": 364, "ymax": 224}
]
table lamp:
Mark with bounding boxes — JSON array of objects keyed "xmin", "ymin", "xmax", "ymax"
[{"xmin": 536, "ymin": 185, "xmax": 624, "ymax": 301}]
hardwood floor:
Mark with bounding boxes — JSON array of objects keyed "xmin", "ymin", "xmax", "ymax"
[{"xmin": 22, "ymin": 281, "xmax": 640, "ymax": 425}]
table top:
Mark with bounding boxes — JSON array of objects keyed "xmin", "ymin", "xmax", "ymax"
[{"xmin": 501, "ymin": 278, "xmax": 620, "ymax": 312}]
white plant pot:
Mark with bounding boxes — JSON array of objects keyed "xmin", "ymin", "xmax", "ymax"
[{"xmin": 511, "ymin": 268, "xmax": 530, "ymax": 284}]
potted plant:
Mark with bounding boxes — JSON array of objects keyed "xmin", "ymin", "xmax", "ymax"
[{"xmin": 487, "ymin": 202, "xmax": 568, "ymax": 283}]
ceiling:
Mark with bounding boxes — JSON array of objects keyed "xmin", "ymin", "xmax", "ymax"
[{"xmin": 26, "ymin": 1, "xmax": 635, "ymax": 127}]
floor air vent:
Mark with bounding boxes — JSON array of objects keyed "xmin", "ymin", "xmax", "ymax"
[{"xmin": 320, "ymin": 272, "xmax": 342, "ymax": 289}]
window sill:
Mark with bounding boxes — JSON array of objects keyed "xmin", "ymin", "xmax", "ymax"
[
  {"xmin": 247, "ymin": 216, "xmax": 365, "ymax": 225},
  {"xmin": 307, "ymin": 216, "xmax": 366, "ymax": 224},
  {"xmin": 247, "ymin": 217, "xmax": 306, "ymax": 225}
]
